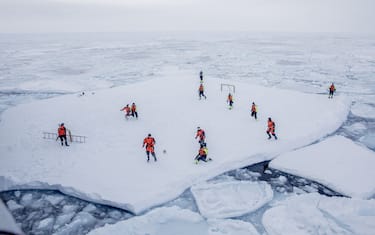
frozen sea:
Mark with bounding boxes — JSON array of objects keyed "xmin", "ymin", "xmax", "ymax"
[{"xmin": 0, "ymin": 32, "xmax": 375, "ymax": 234}]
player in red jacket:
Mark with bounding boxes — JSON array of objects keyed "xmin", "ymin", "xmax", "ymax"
[{"xmin": 143, "ymin": 134, "xmax": 157, "ymax": 162}]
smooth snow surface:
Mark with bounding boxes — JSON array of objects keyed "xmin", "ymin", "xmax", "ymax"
[
  {"xmin": 262, "ymin": 193, "xmax": 375, "ymax": 235},
  {"xmin": 191, "ymin": 180, "xmax": 273, "ymax": 218},
  {"xmin": 270, "ymin": 136, "xmax": 375, "ymax": 199},
  {"xmin": 0, "ymin": 69, "xmax": 350, "ymax": 213},
  {"xmin": 88, "ymin": 206, "xmax": 260, "ymax": 235}
]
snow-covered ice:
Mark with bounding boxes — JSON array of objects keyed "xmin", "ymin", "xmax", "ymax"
[
  {"xmin": 37, "ymin": 217, "xmax": 54, "ymax": 230},
  {"xmin": 16, "ymin": 79, "xmax": 113, "ymax": 94},
  {"xmin": 351, "ymin": 102, "xmax": 375, "ymax": 119},
  {"xmin": 270, "ymin": 136, "xmax": 375, "ymax": 199},
  {"xmin": 20, "ymin": 193, "xmax": 33, "ymax": 207},
  {"xmin": 88, "ymin": 206, "xmax": 260, "ymax": 235},
  {"xmin": 360, "ymin": 133, "xmax": 375, "ymax": 150},
  {"xmin": 191, "ymin": 180, "xmax": 273, "ymax": 218},
  {"xmin": 0, "ymin": 200, "xmax": 24, "ymax": 235},
  {"xmin": 262, "ymin": 193, "xmax": 375, "ymax": 235},
  {"xmin": 0, "ymin": 189, "xmax": 132, "ymax": 235},
  {"xmin": 6, "ymin": 200, "xmax": 23, "ymax": 211},
  {"xmin": 0, "ymin": 69, "xmax": 350, "ymax": 213},
  {"xmin": 45, "ymin": 195, "xmax": 64, "ymax": 206},
  {"xmin": 343, "ymin": 122, "xmax": 367, "ymax": 135},
  {"xmin": 54, "ymin": 212, "xmax": 75, "ymax": 230},
  {"xmin": 1, "ymin": 32, "xmax": 375, "ymax": 235},
  {"xmin": 54, "ymin": 211, "xmax": 97, "ymax": 235}
]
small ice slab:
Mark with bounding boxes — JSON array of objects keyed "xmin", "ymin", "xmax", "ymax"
[
  {"xmin": 360, "ymin": 133, "xmax": 375, "ymax": 150},
  {"xmin": 270, "ymin": 136, "xmax": 375, "ymax": 199},
  {"xmin": 191, "ymin": 180, "xmax": 273, "ymax": 218},
  {"xmin": 262, "ymin": 193, "xmax": 375, "ymax": 235},
  {"xmin": 88, "ymin": 206, "xmax": 260, "ymax": 235}
]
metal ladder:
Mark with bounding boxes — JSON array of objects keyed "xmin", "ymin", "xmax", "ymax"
[{"xmin": 43, "ymin": 132, "xmax": 87, "ymax": 143}]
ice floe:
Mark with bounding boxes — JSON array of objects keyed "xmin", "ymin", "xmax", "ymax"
[
  {"xmin": 88, "ymin": 206, "xmax": 260, "ymax": 235},
  {"xmin": 351, "ymin": 102, "xmax": 375, "ymax": 119},
  {"xmin": 0, "ymin": 70, "xmax": 350, "ymax": 213},
  {"xmin": 0, "ymin": 200, "xmax": 24, "ymax": 235},
  {"xmin": 270, "ymin": 136, "xmax": 375, "ymax": 199},
  {"xmin": 191, "ymin": 180, "xmax": 273, "ymax": 218},
  {"xmin": 360, "ymin": 133, "xmax": 375, "ymax": 150},
  {"xmin": 263, "ymin": 193, "xmax": 375, "ymax": 235}
]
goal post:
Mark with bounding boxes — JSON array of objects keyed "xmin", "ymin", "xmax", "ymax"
[{"xmin": 220, "ymin": 83, "xmax": 236, "ymax": 93}]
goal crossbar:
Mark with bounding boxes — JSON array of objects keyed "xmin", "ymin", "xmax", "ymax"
[{"xmin": 220, "ymin": 83, "xmax": 236, "ymax": 93}]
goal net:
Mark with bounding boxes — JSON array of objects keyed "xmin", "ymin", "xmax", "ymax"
[{"xmin": 220, "ymin": 83, "xmax": 236, "ymax": 93}]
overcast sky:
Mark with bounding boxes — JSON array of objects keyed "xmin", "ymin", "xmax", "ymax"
[{"xmin": 0, "ymin": 0, "xmax": 374, "ymax": 34}]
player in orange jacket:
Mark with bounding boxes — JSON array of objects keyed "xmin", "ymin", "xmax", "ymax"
[
  {"xmin": 328, "ymin": 83, "xmax": 336, "ymax": 99},
  {"xmin": 198, "ymin": 84, "xmax": 207, "ymax": 100},
  {"xmin": 194, "ymin": 143, "xmax": 211, "ymax": 163},
  {"xmin": 131, "ymin": 103, "xmax": 138, "ymax": 119},
  {"xmin": 251, "ymin": 102, "xmax": 257, "ymax": 120},
  {"xmin": 120, "ymin": 104, "xmax": 131, "ymax": 119},
  {"xmin": 266, "ymin": 117, "xmax": 278, "ymax": 140},
  {"xmin": 195, "ymin": 127, "xmax": 206, "ymax": 147},
  {"xmin": 227, "ymin": 93, "xmax": 233, "ymax": 109},
  {"xmin": 57, "ymin": 123, "xmax": 69, "ymax": 146},
  {"xmin": 143, "ymin": 134, "xmax": 157, "ymax": 162}
]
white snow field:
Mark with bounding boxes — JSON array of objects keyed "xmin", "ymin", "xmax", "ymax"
[
  {"xmin": 262, "ymin": 193, "xmax": 375, "ymax": 235},
  {"xmin": 191, "ymin": 180, "xmax": 273, "ymax": 219},
  {"xmin": 270, "ymin": 135, "xmax": 375, "ymax": 199},
  {"xmin": 88, "ymin": 206, "xmax": 260, "ymax": 235},
  {"xmin": 0, "ymin": 68, "xmax": 350, "ymax": 214}
]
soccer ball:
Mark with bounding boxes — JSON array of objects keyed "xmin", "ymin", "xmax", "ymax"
[{"xmin": 163, "ymin": 149, "xmax": 167, "ymax": 154}]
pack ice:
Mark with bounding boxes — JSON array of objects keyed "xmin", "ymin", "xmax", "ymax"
[
  {"xmin": 191, "ymin": 180, "xmax": 273, "ymax": 219},
  {"xmin": 263, "ymin": 193, "xmax": 375, "ymax": 235},
  {"xmin": 88, "ymin": 206, "xmax": 260, "ymax": 235},
  {"xmin": 270, "ymin": 135, "xmax": 375, "ymax": 199},
  {"xmin": 0, "ymin": 70, "xmax": 350, "ymax": 214}
]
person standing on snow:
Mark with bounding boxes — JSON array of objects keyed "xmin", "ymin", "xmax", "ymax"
[
  {"xmin": 195, "ymin": 127, "xmax": 206, "ymax": 147},
  {"xmin": 143, "ymin": 134, "xmax": 157, "ymax": 162},
  {"xmin": 266, "ymin": 117, "xmax": 278, "ymax": 140},
  {"xmin": 120, "ymin": 104, "xmax": 131, "ymax": 119},
  {"xmin": 328, "ymin": 83, "xmax": 336, "ymax": 99},
  {"xmin": 57, "ymin": 123, "xmax": 69, "ymax": 146},
  {"xmin": 227, "ymin": 93, "xmax": 234, "ymax": 109},
  {"xmin": 199, "ymin": 70, "xmax": 203, "ymax": 83},
  {"xmin": 198, "ymin": 84, "xmax": 207, "ymax": 100},
  {"xmin": 251, "ymin": 102, "xmax": 257, "ymax": 120},
  {"xmin": 131, "ymin": 103, "xmax": 138, "ymax": 119},
  {"xmin": 194, "ymin": 143, "xmax": 211, "ymax": 164}
]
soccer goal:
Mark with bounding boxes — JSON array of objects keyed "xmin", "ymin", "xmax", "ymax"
[{"xmin": 220, "ymin": 83, "xmax": 236, "ymax": 93}]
